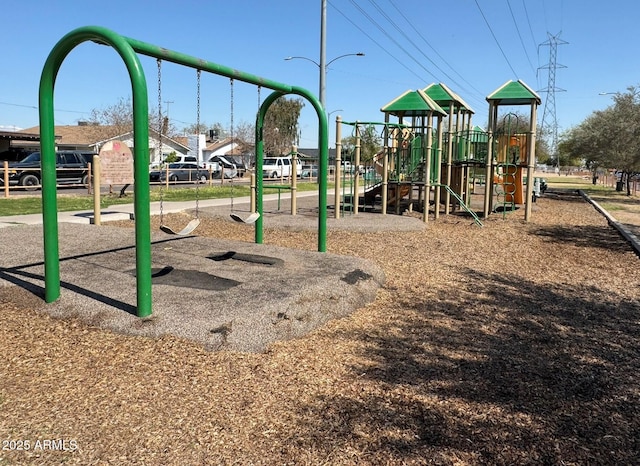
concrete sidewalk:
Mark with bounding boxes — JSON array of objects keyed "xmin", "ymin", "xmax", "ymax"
[
  {"xmin": 0, "ymin": 190, "xmax": 319, "ymax": 228},
  {"xmin": 0, "ymin": 188, "xmax": 433, "ymax": 233}
]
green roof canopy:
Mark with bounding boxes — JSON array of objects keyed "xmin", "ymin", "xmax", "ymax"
[
  {"xmin": 381, "ymin": 89, "xmax": 447, "ymax": 118},
  {"xmin": 486, "ymin": 79, "xmax": 541, "ymax": 106},
  {"xmin": 467, "ymin": 125, "xmax": 488, "ymax": 142},
  {"xmin": 423, "ymin": 83, "xmax": 474, "ymax": 114}
]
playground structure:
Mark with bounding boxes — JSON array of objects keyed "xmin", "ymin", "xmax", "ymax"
[
  {"xmin": 38, "ymin": 26, "xmax": 329, "ymax": 318},
  {"xmin": 334, "ymin": 84, "xmax": 482, "ymax": 224},
  {"xmin": 333, "ymin": 81, "xmax": 540, "ymax": 225},
  {"xmin": 484, "ymin": 80, "xmax": 541, "ymax": 221}
]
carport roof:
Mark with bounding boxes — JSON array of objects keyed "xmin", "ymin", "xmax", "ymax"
[{"xmin": 0, "ymin": 130, "xmax": 41, "ymax": 141}]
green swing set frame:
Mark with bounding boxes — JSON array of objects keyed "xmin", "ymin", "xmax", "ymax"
[{"xmin": 39, "ymin": 25, "xmax": 329, "ymax": 318}]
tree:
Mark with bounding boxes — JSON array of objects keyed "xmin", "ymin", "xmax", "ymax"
[
  {"xmin": 88, "ymin": 96, "xmax": 178, "ymax": 138},
  {"xmin": 263, "ymin": 97, "xmax": 304, "ymax": 156},
  {"xmin": 87, "ymin": 96, "xmax": 133, "ymax": 135},
  {"xmin": 341, "ymin": 123, "xmax": 383, "ymax": 163},
  {"xmin": 182, "ymin": 121, "xmax": 211, "ymax": 137},
  {"xmin": 491, "ymin": 111, "xmax": 551, "ymax": 166},
  {"xmin": 233, "ymin": 120, "xmax": 255, "ymax": 147},
  {"xmin": 560, "ymin": 85, "xmax": 640, "ymax": 195},
  {"xmin": 495, "ymin": 111, "xmax": 532, "ymax": 135}
]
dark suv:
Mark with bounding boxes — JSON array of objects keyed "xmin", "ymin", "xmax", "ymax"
[{"xmin": 1, "ymin": 151, "xmax": 95, "ymax": 189}]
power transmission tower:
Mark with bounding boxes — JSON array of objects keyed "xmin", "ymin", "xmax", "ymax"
[{"xmin": 538, "ymin": 32, "xmax": 568, "ymax": 168}]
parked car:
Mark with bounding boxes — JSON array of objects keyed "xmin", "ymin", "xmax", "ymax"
[
  {"xmin": 0, "ymin": 151, "xmax": 95, "ymax": 189},
  {"xmin": 226, "ymin": 155, "xmax": 248, "ymax": 177},
  {"xmin": 149, "ymin": 155, "xmax": 200, "ymax": 170},
  {"xmin": 301, "ymin": 165, "xmax": 318, "ymax": 178},
  {"xmin": 149, "ymin": 163, "xmax": 207, "ymax": 183},
  {"xmin": 262, "ymin": 156, "xmax": 302, "ymax": 179},
  {"xmin": 203, "ymin": 155, "xmax": 238, "ymax": 179},
  {"xmin": 0, "ymin": 148, "xmax": 33, "ymax": 163}
]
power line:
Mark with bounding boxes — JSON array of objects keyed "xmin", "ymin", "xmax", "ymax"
[
  {"xmin": 0, "ymin": 101, "xmax": 89, "ymax": 115},
  {"xmin": 365, "ymin": 0, "xmax": 462, "ymax": 86},
  {"xmin": 388, "ymin": 0, "xmax": 484, "ymax": 97},
  {"xmin": 474, "ymin": 0, "xmax": 519, "ymax": 77},
  {"xmin": 327, "ymin": 0, "xmax": 427, "ymax": 83},
  {"xmin": 522, "ymin": 0, "xmax": 539, "ymax": 53},
  {"xmin": 335, "ymin": 0, "xmax": 486, "ymax": 109},
  {"xmin": 345, "ymin": 0, "xmax": 441, "ymax": 82},
  {"xmin": 506, "ymin": 0, "xmax": 537, "ymax": 76},
  {"xmin": 521, "ymin": 0, "xmax": 541, "ymax": 88}
]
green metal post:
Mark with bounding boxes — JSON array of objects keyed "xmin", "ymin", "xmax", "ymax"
[
  {"xmin": 254, "ymin": 92, "xmax": 284, "ymax": 245},
  {"xmin": 39, "ymin": 63, "xmax": 59, "ymax": 303},
  {"xmin": 39, "ymin": 26, "xmax": 153, "ymax": 317},
  {"xmin": 256, "ymin": 91, "xmax": 327, "ymax": 252}
]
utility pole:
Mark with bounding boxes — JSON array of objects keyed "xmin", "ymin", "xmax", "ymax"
[
  {"xmin": 319, "ymin": 0, "xmax": 327, "ymax": 109},
  {"xmin": 163, "ymin": 100, "xmax": 174, "ymax": 121}
]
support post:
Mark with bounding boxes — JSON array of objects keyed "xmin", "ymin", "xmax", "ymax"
[
  {"xmin": 3, "ymin": 161, "xmax": 8, "ymax": 198},
  {"xmin": 423, "ymin": 113, "xmax": 433, "ymax": 223},
  {"xmin": 524, "ymin": 102, "xmax": 538, "ymax": 221},
  {"xmin": 291, "ymin": 145, "xmax": 297, "ymax": 215},
  {"xmin": 382, "ymin": 113, "xmax": 389, "ymax": 214},
  {"xmin": 445, "ymin": 105, "xmax": 455, "ymax": 215},
  {"xmin": 353, "ymin": 120, "xmax": 361, "ymax": 215},
  {"xmin": 92, "ymin": 156, "xmax": 101, "ymax": 225},
  {"xmin": 484, "ymin": 104, "xmax": 497, "ymax": 218},
  {"xmin": 335, "ymin": 123, "xmax": 342, "ymax": 219},
  {"xmin": 250, "ymin": 172, "xmax": 256, "ymax": 213},
  {"xmin": 434, "ymin": 116, "xmax": 444, "ymax": 220}
]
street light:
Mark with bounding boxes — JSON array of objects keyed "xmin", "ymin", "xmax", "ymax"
[
  {"xmin": 284, "ymin": 53, "xmax": 365, "ymax": 68},
  {"xmin": 284, "ymin": 52, "xmax": 364, "ymax": 108}
]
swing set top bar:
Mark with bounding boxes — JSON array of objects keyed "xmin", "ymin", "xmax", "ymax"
[
  {"xmin": 123, "ymin": 35, "xmax": 296, "ymax": 94},
  {"xmin": 39, "ymin": 26, "xmax": 328, "ymax": 318}
]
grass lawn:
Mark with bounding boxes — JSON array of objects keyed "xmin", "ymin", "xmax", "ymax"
[
  {"xmin": 545, "ymin": 174, "xmax": 640, "ymax": 220},
  {"xmin": 0, "ymin": 182, "xmax": 325, "ymax": 217}
]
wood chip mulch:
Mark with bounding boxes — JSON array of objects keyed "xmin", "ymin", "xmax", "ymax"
[{"xmin": 1, "ymin": 190, "xmax": 639, "ymax": 465}]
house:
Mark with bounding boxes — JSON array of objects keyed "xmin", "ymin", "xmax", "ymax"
[
  {"xmin": 297, "ymin": 147, "xmax": 337, "ymax": 165},
  {"xmin": 203, "ymin": 137, "xmax": 238, "ymax": 162},
  {"xmin": 16, "ymin": 123, "xmax": 190, "ymax": 164}
]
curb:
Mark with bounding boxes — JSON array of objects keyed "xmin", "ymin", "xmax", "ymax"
[{"xmin": 578, "ymin": 189, "xmax": 640, "ymax": 256}]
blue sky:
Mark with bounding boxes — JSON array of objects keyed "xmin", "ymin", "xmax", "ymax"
[{"xmin": 1, "ymin": 0, "xmax": 638, "ymax": 147}]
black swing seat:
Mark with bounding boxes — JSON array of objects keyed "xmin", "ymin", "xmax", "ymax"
[
  {"xmin": 160, "ymin": 218, "xmax": 200, "ymax": 236},
  {"xmin": 230, "ymin": 212, "xmax": 260, "ymax": 224}
]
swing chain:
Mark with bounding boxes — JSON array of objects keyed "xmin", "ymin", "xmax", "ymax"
[
  {"xmin": 230, "ymin": 78, "xmax": 234, "ymax": 212},
  {"xmin": 157, "ymin": 58, "xmax": 165, "ymax": 225},
  {"xmin": 257, "ymin": 85, "xmax": 261, "ymax": 108},
  {"xmin": 195, "ymin": 69, "xmax": 201, "ymax": 218}
]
